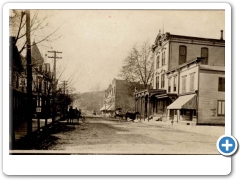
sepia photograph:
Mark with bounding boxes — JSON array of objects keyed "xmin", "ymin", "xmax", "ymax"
[
  {"xmin": 2, "ymin": 1, "xmax": 235, "ymax": 176},
  {"xmin": 8, "ymin": 8, "xmax": 226, "ymax": 155}
]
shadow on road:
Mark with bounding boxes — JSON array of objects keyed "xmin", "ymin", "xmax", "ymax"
[{"xmin": 13, "ymin": 121, "xmax": 81, "ymax": 150}]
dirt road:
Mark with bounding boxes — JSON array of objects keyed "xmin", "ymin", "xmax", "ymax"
[{"xmin": 44, "ymin": 117, "xmax": 221, "ymax": 155}]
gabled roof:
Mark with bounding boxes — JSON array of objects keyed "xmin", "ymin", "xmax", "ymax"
[{"xmin": 31, "ymin": 41, "xmax": 44, "ymax": 67}]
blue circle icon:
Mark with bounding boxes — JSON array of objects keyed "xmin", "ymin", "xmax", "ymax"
[{"xmin": 217, "ymin": 135, "xmax": 238, "ymax": 156}]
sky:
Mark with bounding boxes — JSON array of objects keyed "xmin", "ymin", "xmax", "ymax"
[{"xmin": 23, "ymin": 10, "xmax": 225, "ymax": 93}]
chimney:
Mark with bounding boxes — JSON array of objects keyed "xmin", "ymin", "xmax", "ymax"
[{"xmin": 220, "ymin": 30, "xmax": 223, "ymax": 40}]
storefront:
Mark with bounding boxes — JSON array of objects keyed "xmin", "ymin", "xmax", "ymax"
[{"xmin": 167, "ymin": 93, "xmax": 197, "ymax": 123}]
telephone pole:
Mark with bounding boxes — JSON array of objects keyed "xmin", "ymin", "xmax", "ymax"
[
  {"xmin": 61, "ymin": 80, "xmax": 68, "ymax": 118},
  {"xmin": 48, "ymin": 51, "xmax": 62, "ymax": 122},
  {"xmin": 62, "ymin": 80, "xmax": 68, "ymax": 94},
  {"xmin": 48, "ymin": 51, "xmax": 62, "ymax": 92},
  {"xmin": 26, "ymin": 10, "xmax": 32, "ymax": 136}
]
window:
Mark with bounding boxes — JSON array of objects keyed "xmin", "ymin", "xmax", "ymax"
[
  {"xmin": 156, "ymin": 56, "xmax": 160, "ymax": 69},
  {"xmin": 168, "ymin": 78, "xmax": 171, "ymax": 92},
  {"xmin": 217, "ymin": 100, "xmax": 225, "ymax": 116},
  {"xmin": 179, "ymin": 45, "xmax": 187, "ymax": 65},
  {"xmin": 37, "ymin": 97, "xmax": 42, "ymax": 107},
  {"xmin": 162, "ymin": 52, "xmax": 165, "ymax": 66},
  {"xmin": 173, "ymin": 76, "xmax": 177, "ymax": 92},
  {"xmin": 161, "ymin": 74, "xmax": 165, "ymax": 88},
  {"xmin": 156, "ymin": 76, "xmax": 159, "ymax": 89},
  {"xmin": 182, "ymin": 76, "xmax": 187, "ymax": 92},
  {"xmin": 218, "ymin": 77, "xmax": 225, "ymax": 91},
  {"xmin": 201, "ymin": 47, "xmax": 208, "ymax": 65},
  {"xmin": 190, "ymin": 73, "xmax": 195, "ymax": 91}
]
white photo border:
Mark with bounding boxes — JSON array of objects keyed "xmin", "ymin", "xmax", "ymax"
[{"xmin": 3, "ymin": 2, "xmax": 231, "ymax": 175}]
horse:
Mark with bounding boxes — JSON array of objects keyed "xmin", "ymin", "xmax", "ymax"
[
  {"xmin": 67, "ymin": 107, "xmax": 74, "ymax": 123},
  {"xmin": 67, "ymin": 107, "xmax": 81, "ymax": 123},
  {"xmin": 125, "ymin": 111, "xmax": 140, "ymax": 121}
]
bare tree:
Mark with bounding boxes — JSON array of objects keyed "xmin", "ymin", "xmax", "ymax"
[
  {"xmin": 119, "ymin": 41, "xmax": 154, "ymax": 91},
  {"xmin": 9, "ymin": 10, "xmax": 62, "ymax": 55}
]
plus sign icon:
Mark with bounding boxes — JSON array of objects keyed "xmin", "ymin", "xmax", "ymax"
[{"xmin": 217, "ymin": 135, "xmax": 238, "ymax": 156}]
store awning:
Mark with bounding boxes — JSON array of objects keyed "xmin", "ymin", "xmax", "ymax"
[{"xmin": 167, "ymin": 94, "xmax": 197, "ymax": 110}]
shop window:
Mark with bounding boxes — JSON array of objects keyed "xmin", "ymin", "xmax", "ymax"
[
  {"xmin": 174, "ymin": 110, "xmax": 177, "ymax": 115},
  {"xmin": 179, "ymin": 45, "xmax": 187, "ymax": 65},
  {"xmin": 201, "ymin": 47, "xmax": 208, "ymax": 65},
  {"xmin": 218, "ymin": 77, "xmax": 225, "ymax": 92},
  {"xmin": 217, "ymin": 100, "xmax": 225, "ymax": 116}
]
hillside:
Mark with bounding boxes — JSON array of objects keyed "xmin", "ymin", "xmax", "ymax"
[{"xmin": 72, "ymin": 91, "xmax": 105, "ymax": 112}]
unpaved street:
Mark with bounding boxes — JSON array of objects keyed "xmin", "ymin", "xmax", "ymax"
[{"xmin": 47, "ymin": 117, "xmax": 221, "ymax": 154}]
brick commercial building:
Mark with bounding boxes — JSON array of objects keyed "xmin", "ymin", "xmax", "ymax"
[{"xmin": 101, "ymin": 78, "xmax": 136, "ymax": 117}]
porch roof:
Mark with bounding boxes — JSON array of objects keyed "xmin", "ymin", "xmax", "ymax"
[
  {"xmin": 167, "ymin": 94, "xmax": 197, "ymax": 110},
  {"xmin": 156, "ymin": 93, "xmax": 178, "ymax": 99},
  {"xmin": 135, "ymin": 89, "xmax": 166, "ymax": 98}
]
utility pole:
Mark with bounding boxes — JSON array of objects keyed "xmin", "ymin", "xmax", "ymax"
[
  {"xmin": 62, "ymin": 80, "xmax": 68, "ymax": 94},
  {"xmin": 61, "ymin": 80, "xmax": 68, "ymax": 118},
  {"xmin": 26, "ymin": 10, "xmax": 32, "ymax": 136},
  {"xmin": 48, "ymin": 51, "xmax": 62, "ymax": 122}
]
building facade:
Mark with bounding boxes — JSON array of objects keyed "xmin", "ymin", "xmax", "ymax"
[
  {"xmin": 10, "ymin": 37, "xmax": 54, "ymax": 127},
  {"xmin": 101, "ymin": 79, "xmax": 135, "ymax": 116},
  {"xmin": 135, "ymin": 30, "xmax": 225, "ymax": 125}
]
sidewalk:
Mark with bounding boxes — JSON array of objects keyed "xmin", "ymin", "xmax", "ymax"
[
  {"xmin": 14, "ymin": 117, "xmax": 60, "ymax": 141},
  {"xmin": 137, "ymin": 119, "xmax": 225, "ymax": 137}
]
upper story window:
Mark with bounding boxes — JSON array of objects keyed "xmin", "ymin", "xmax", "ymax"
[
  {"xmin": 218, "ymin": 77, "xmax": 225, "ymax": 92},
  {"xmin": 156, "ymin": 56, "xmax": 160, "ymax": 69},
  {"xmin": 156, "ymin": 76, "xmax": 159, "ymax": 89},
  {"xmin": 182, "ymin": 75, "xmax": 187, "ymax": 93},
  {"xmin": 162, "ymin": 52, "xmax": 165, "ymax": 66},
  {"xmin": 189, "ymin": 73, "xmax": 195, "ymax": 91},
  {"xmin": 173, "ymin": 76, "xmax": 177, "ymax": 92},
  {"xmin": 217, "ymin": 100, "xmax": 225, "ymax": 116},
  {"xmin": 161, "ymin": 74, "xmax": 165, "ymax": 88},
  {"xmin": 168, "ymin": 78, "xmax": 171, "ymax": 92},
  {"xmin": 201, "ymin": 47, "xmax": 208, "ymax": 65},
  {"xmin": 179, "ymin": 45, "xmax": 187, "ymax": 65}
]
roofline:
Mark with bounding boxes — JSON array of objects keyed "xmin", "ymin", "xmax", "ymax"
[
  {"xmin": 166, "ymin": 57, "xmax": 204, "ymax": 74},
  {"xmin": 169, "ymin": 33, "xmax": 225, "ymax": 42}
]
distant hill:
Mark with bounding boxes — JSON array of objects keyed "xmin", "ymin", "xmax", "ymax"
[{"xmin": 72, "ymin": 91, "xmax": 105, "ymax": 112}]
